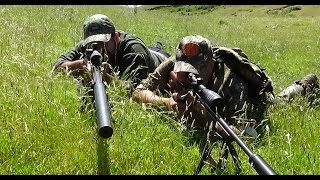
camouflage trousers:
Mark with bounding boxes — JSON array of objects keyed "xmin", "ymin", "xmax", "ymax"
[
  {"xmin": 230, "ymin": 73, "xmax": 319, "ymax": 138},
  {"xmin": 277, "ymin": 74, "xmax": 319, "ymax": 103}
]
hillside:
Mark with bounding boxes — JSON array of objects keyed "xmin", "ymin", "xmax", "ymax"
[{"xmin": 141, "ymin": 5, "xmax": 320, "ymax": 17}]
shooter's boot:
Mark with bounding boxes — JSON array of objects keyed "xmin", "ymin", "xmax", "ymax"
[{"xmin": 277, "ymin": 74, "xmax": 319, "ymax": 102}]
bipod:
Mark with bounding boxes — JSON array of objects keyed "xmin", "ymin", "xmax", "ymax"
[{"xmin": 194, "ymin": 130, "xmax": 242, "ymax": 175}]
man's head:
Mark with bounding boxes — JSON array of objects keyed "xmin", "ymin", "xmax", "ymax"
[
  {"xmin": 83, "ymin": 14, "xmax": 116, "ymax": 47},
  {"xmin": 173, "ymin": 35, "xmax": 214, "ymax": 76}
]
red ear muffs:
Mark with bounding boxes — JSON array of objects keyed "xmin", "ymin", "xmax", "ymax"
[
  {"xmin": 113, "ymin": 31, "xmax": 119, "ymax": 42},
  {"xmin": 182, "ymin": 43, "xmax": 199, "ymax": 57}
]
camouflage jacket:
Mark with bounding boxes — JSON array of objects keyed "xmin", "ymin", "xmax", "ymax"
[{"xmin": 136, "ymin": 47, "xmax": 275, "ymax": 130}]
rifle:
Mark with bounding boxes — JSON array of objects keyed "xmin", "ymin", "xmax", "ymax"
[
  {"xmin": 170, "ymin": 72, "xmax": 276, "ymax": 175},
  {"xmin": 85, "ymin": 42, "xmax": 113, "ymax": 139},
  {"xmin": 187, "ymin": 72, "xmax": 276, "ymax": 175}
]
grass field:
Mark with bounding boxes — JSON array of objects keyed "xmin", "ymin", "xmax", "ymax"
[{"xmin": 0, "ymin": 5, "xmax": 319, "ymax": 175}]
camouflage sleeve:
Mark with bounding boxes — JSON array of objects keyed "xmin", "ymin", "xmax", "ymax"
[
  {"xmin": 52, "ymin": 41, "xmax": 85, "ymax": 71},
  {"xmin": 135, "ymin": 59, "xmax": 175, "ymax": 94}
]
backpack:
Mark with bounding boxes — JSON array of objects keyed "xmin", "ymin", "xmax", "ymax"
[{"xmin": 214, "ymin": 47, "xmax": 274, "ymax": 100}]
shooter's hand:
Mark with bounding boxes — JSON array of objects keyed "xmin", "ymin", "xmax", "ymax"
[
  {"xmin": 59, "ymin": 58, "xmax": 91, "ymax": 78},
  {"xmin": 101, "ymin": 62, "xmax": 114, "ymax": 83}
]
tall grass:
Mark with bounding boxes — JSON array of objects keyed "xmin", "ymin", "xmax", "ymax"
[{"xmin": 0, "ymin": 5, "xmax": 319, "ymax": 175}]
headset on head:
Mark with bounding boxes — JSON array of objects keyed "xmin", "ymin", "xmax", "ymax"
[{"xmin": 182, "ymin": 42, "xmax": 200, "ymax": 58}]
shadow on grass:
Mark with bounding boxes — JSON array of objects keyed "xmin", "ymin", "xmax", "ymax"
[
  {"xmin": 78, "ymin": 96, "xmax": 112, "ymax": 175},
  {"xmin": 96, "ymin": 137, "xmax": 111, "ymax": 175},
  {"xmin": 78, "ymin": 85, "xmax": 114, "ymax": 174}
]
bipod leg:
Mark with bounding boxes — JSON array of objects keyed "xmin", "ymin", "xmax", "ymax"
[
  {"xmin": 226, "ymin": 141, "xmax": 242, "ymax": 175},
  {"xmin": 194, "ymin": 131, "xmax": 221, "ymax": 175},
  {"xmin": 215, "ymin": 140, "xmax": 229, "ymax": 174},
  {"xmin": 194, "ymin": 141, "xmax": 213, "ymax": 175}
]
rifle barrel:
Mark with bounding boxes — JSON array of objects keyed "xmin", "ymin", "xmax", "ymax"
[
  {"xmin": 199, "ymin": 96, "xmax": 276, "ymax": 175},
  {"xmin": 92, "ymin": 66, "xmax": 113, "ymax": 138}
]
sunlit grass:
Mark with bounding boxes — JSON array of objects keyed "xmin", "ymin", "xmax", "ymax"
[{"xmin": 0, "ymin": 5, "xmax": 319, "ymax": 175}]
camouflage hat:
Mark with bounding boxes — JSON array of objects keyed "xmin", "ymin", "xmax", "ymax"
[
  {"xmin": 173, "ymin": 61, "xmax": 200, "ymax": 75},
  {"xmin": 173, "ymin": 35, "xmax": 213, "ymax": 74},
  {"xmin": 83, "ymin": 14, "xmax": 116, "ymax": 46}
]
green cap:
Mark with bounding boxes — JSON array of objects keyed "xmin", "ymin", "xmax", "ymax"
[
  {"xmin": 173, "ymin": 35, "xmax": 213, "ymax": 74},
  {"xmin": 83, "ymin": 14, "xmax": 115, "ymax": 46}
]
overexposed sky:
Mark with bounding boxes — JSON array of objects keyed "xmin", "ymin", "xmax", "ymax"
[{"xmin": 120, "ymin": 5, "xmax": 142, "ymax": 8}]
